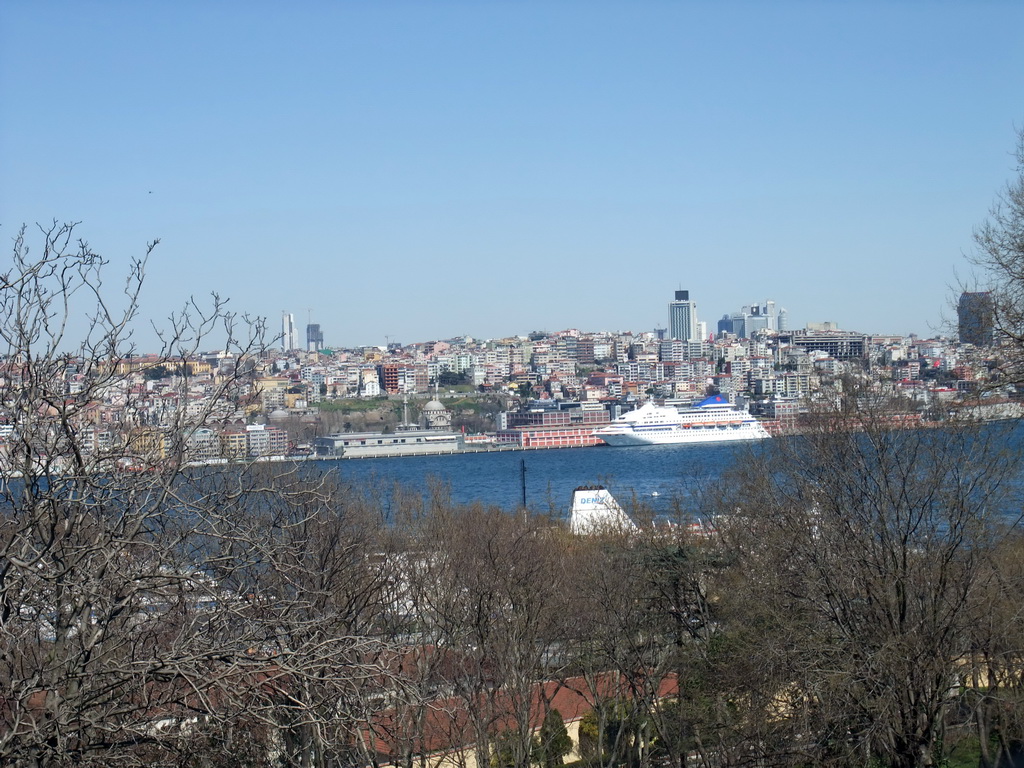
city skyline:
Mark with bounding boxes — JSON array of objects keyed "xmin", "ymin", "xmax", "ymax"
[
  {"xmin": 2, "ymin": 3, "xmax": 1023, "ymax": 349},
  {"xmin": 274, "ymin": 289, "xmax": 942, "ymax": 353}
]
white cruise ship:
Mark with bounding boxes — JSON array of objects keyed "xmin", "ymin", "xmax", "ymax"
[{"xmin": 594, "ymin": 395, "xmax": 771, "ymax": 447}]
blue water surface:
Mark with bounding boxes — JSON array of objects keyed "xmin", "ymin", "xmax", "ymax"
[{"xmin": 309, "ymin": 441, "xmax": 770, "ymax": 515}]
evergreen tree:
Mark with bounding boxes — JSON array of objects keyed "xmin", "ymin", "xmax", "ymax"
[{"xmin": 534, "ymin": 710, "xmax": 573, "ymax": 768}]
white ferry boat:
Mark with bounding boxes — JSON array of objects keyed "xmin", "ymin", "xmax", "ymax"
[{"xmin": 594, "ymin": 395, "xmax": 771, "ymax": 447}]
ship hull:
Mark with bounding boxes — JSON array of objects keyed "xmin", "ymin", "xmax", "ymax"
[
  {"xmin": 593, "ymin": 397, "xmax": 772, "ymax": 447},
  {"xmin": 597, "ymin": 424, "xmax": 770, "ymax": 447}
]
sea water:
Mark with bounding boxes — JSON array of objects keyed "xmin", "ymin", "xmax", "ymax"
[{"xmin": 309, "ymin": 440, "xmax": 766, "ymax": 516}]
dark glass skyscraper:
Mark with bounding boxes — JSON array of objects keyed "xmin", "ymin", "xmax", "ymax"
[
  {"xmin": 306, "ymin": 323, "xmax": 324, "ymax": 352},
  {"xmin": 958, "ymin": 291, "xmax": 994, "ymax": 346}
]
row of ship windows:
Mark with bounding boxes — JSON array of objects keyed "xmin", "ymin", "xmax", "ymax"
[
  {"xmin": 344, "ymin": 438, "xmax": 424, "ymax": 446},
  {"xmin": 633, "ymin": 424, "xmax": 743, "ymax": 430},
  {"xmin": 525, "ymin": 438, "xmax": 596, "ymax": 446}
]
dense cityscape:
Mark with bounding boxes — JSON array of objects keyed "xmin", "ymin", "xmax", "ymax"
[{"xmin": 8, "ymin": 284, "xmax": 1010, "ymax": 471}]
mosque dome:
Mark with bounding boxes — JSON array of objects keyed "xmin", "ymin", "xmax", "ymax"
[{"xmin": 421, "ymin": 399, "xmax": 452, "ymax": 430}]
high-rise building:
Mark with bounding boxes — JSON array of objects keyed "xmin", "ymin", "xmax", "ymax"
[
  {"xmin": 717, "ymin": 300, "xmax": 787, "ymax": 338},
  {"xmin": 958, "ymin": 292, "xmax": 995, "ymax": 346},
  {"xmin": 668, "ymin": 290, "xmax": 698, "ymax": 342},
  {"xmin": 306, "ymin": 323, "xmax": 323, "ymax": 352},
  {"xmin": 281, "ymin": 312, "xmax": 299, "ymax": 351}
]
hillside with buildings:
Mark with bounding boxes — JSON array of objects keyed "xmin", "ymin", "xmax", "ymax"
[{"xmin": 4, "ymin": 290, "xmax": 1009, "ymax": 471}]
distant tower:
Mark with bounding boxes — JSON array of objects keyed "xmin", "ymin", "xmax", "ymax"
[
  {"xmin": 668, "ymin": 290, "xmax": 698, "ymax": 342},
  {"xmin": 306, "ymin": 323, "xmax": 323, "ymax": 352},
  {"xmin": 958, "ymin": 292, "xmax": 994, "ymax": 346},
  {"xmin": 281, "ymin": 312, "xmax": 299, "ymax": 352}
]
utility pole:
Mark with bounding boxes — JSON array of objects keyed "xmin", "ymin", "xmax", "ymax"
[{"xmin": 520, "ymin": 459, "xmax": 527, "ymax": 510}]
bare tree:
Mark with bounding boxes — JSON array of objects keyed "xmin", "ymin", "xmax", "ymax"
[
  {"xmin": 715, "ymin": 395, "xmax": 1020, "ymax": 768},
  {"xmin": 0, "ymin": 223, "xmax": 406, "ymax": 767},
  {"xmin": 563, "ymin": 517, "xmax": 768, "ymax": 768},
  {"xmin": 970, "ymin": 128, "xmax": 1024, "ymax": 375},
  {"xmin": 962, "ymin": 531, "xmax": 1024, "ymax": 768},
  {"xmin": 0, "ymin": 223, "xmax": 267, "ymax": 765},
  {"xmin": 401, "ymin": 504, "xmax": 570, "ymax": 768},
  {"xmin": 560, "ymin": 530, "xmax": 646, "ymax": 768}
]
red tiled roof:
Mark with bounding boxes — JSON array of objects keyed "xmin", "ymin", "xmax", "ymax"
[{"xmin": 363, "ymin": 670, "xmax": 678, "ymax": 760}]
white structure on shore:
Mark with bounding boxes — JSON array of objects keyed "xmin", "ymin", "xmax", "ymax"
[{"xmin": 568, "ymin": 486, "xmax": 637, "ymax": 535}]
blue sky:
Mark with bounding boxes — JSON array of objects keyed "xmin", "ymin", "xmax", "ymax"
[{"xmin": 2, "ymin": 1, "xmax": 1023, "ymax": 349}]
